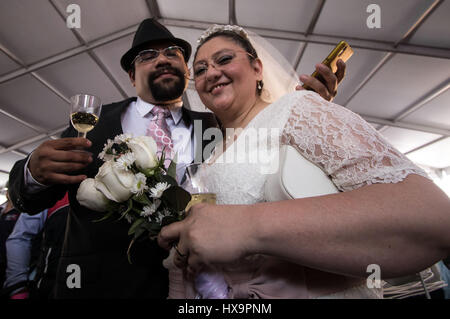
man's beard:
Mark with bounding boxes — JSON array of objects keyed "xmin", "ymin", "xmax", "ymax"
[{"xmin": 148, "ymin": 66, "xmax": 186, "ymax": 102}]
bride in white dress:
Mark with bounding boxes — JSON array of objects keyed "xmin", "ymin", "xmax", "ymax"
[{"xmin": 158, "ymin": 25, "xmax": 450, "ymax": 299}]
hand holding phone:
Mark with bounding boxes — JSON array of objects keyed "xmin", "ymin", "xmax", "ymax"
[{"xmin": 302, "ymin": 41, "xmax": 353, "ymax": 91}]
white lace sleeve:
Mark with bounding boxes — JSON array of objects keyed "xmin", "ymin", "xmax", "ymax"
[{"xmin": 281, "ymin": 91, "xmax": 429, "ymax": 192}]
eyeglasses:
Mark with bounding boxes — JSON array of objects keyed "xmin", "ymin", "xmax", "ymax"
[
  {"xmin": 132, "ymin": 46, "xmax": 185, "ymax": 65},
  {"xmin": 192, "ymin": 50, "xmax": 255, "ymax": 80}
]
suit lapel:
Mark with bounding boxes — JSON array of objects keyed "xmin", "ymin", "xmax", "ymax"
[{"xmin": 97, "ymin": 97, "xmax": 136, "ymax": 137}]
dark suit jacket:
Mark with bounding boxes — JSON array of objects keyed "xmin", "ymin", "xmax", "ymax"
[{"xmin": 8, "ymin": 97, "xmax": 218, "ymax": 298}]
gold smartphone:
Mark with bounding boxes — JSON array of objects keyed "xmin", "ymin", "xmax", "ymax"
[{"xmin": 302, "ymin": 40, "xmax": 353, "ymax": 90}]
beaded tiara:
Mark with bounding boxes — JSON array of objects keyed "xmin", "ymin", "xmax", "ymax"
[{"xmin": 197, "ymin": 24, "xmax": 250, "ymax": 45}]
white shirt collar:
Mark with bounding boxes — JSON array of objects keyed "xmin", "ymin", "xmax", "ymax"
[{"xmin": 135, "ymin": 96, "xmax": 183, "ymax": 125}]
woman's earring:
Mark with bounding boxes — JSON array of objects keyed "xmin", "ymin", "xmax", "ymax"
[{"xmin": 257, "ymin": 81, "xmax": 262, "ymax": 90}]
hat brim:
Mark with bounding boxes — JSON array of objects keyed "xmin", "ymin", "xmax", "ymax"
[{"xmin": 120, "ymin": 38, "xmax": 192, "ymax": 72}]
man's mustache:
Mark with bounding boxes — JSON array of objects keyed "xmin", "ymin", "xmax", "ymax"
[{"xmin": 149, "ymin": 66, "xmax": 184, "ymax": 82}]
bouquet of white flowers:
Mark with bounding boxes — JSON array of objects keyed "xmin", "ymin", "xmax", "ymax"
[{"xmin": 76, "ymin": 133, "xmax": 191, "ymax": 262}]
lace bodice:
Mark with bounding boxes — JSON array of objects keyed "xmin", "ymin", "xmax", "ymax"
[
  {"xmin": 200, "ymin": 90, "xmax": 427, "ymax": 205},
  {"xmin": 282, "ymin": 91, "xmax": 428, "ymax": 191}
]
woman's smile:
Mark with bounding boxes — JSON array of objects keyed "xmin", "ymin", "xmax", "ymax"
[{"xmin": 209, "ymin": 82, "xmax": 231, "ymax": 95}]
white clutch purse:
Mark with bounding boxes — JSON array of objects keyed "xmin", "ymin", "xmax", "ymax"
[
  {"xmin": 265, "ymin": 146, "xmax": 445, "ymax": 299},
  {"xmin": 265, "ymin": 145, "xmax": 339, "ymax": 201}
]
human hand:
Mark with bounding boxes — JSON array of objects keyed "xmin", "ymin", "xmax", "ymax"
[
  {"xmin": 28, "ymin": 138, "xmax": 93, "ymax": 185},
  {"xmin": 158, "ymin": 203, "xmax": 253, "ymax": 276},
  {"xmin": 296, "ymin": 59, "xmax": 346, "ymax": 102}
]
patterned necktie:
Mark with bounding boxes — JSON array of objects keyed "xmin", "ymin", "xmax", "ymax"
[{"xmin": 147, "ymin": 105, "xmax": 173, "ymax": 168}]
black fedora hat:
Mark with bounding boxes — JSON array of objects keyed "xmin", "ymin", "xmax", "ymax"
[{"xmin": 120, "ymin": 18, "xmax": 192, "ymax": 72}]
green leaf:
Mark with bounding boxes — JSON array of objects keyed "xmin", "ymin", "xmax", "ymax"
[
  {"xmin": 133, "ymin": 224, "xmax": 147, "ymax": 240},
  {"xmin": 117, "ymin": 199, "xmax": 133, "ymax": 221},
  {"xmin": 161, "ymin": 186, "xmax": 191, "ymax": 212},
  {"xmin": 132, "ymin": 193, "xmax": 152, "ymax": 205},
  {"xmin": 92, "ymin": 210, "xmax": 115, "ymax": 223},
  {"xmin": 159, "ymin": 147, "xmax": 166, "ymax": 167},
  {"xmin": 159, "ymin": 174, "xmax": 178, "ymax": 187},
  {"xmin": 139, "ymin": 167, "xmax": 156, "ymax": 177},
  {"xmin": 147, "ymin": 228, "xmax": 160, "ymax": 239},
  {"xmin": 106, "ymin": 201, "xmax": 119, "ymax": 211},
  {"xmin": 142, "ymin": 221, "xmax": 161, "ymax": 232},
  {"xmin": 128, "ymin": 218, "xmax": 145, "ymax": 236},
  {"xmin": 161, "ymin": 215, "xmax": 177, "ymax": 227},
  {"xmin": 167, "ymin": 153, "xmax": 178, "ymax": 181},
  {"xmin": 177, "ymin": 211, "xmax": 186, "ymax": 221},
  {"xmin": 131, "ymin": 207, "xmax": 142, "ymax": 215}
]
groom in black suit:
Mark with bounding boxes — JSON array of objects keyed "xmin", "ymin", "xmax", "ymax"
[
  {"xmin": 7, "ymin": 18, "xmax": 345, "ymax": 298},
  {"xmin": 7, "ymin": 19, "xmax": 217, "ymax": 299}
]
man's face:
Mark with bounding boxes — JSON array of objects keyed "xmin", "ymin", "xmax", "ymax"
[{"xmin": 129, "ymin": 42, "xmax": 189, "ymax": 104}]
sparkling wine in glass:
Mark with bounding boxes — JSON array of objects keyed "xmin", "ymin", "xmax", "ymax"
[
  {"xmin": 183, "ymin": 163, "xmax": 217, "ymax": 211},
  {"xmin": 70, "ymin": 94, "xmax": 102, "ymax": 138}
]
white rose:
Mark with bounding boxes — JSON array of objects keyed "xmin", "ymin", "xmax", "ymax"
[
  {"xmin": 76, "ymin": 178, "xmax": 109, "ymax": 212},
  {"xmin": 127, "ymin": 136, "xmax": 158, "ymax": 170},
  {"xmin": 94, "ymin": 161, "xmax": 135, "ymax": 202}
]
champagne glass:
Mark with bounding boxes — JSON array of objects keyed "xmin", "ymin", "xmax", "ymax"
[
  {"xmin": 183, "ymin": 163, "xmax": 217, "ymax": 211},
  {"xmin": 70, "ymin": 94, "xmax": 102, "ymax": 138},
  {"xmin": 181, "ymin": 163, "xmax": 228, "ymax": 299}
]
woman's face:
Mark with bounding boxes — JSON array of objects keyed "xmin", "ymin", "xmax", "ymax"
[{"xmin": 193, "ymin": 36, "xmax": 262, "ymax": 116}]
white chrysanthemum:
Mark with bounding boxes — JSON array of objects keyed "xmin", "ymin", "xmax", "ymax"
[
  {"xmin": 140, "ymin": 206, "xmax": 154, "ymax": 218},
  {"xmin": 161, "ymin": 208, "xmax": 171, "ymax": 217},
  {"xmin": 154, "ymin": 214, "xmax": 163, "ymax": 224},
  {"xmin": 124, "ymin": 214, "xmax": 134, "ymax": 224},
  {"xmin": 149, "ymin": 182, "xmax": 170, "ymax": 198},
  {"xmin": 98, "ymin": 150, "xmax": 106, "ymax": 161},
  {"xmin": 114, "ymin": 152, "xmax": 136, "ymax": 171},
  {"xmin": 155, "ymin": 208, "xmax": 171, "ymax": 224},
  {"xmin": 98, "ymin": 139, "xmax": 115, "ymax": 161},
  {"xmin": 131, "ymin": 172, "xmax": 148, "ymax": 195},
  {"xmin": 140, "ymin": 199, "xmax": 161, "ymax": 218},
  {"xmin": 114, "ymin": 133, "xmax": 133, "ymax": 144}
]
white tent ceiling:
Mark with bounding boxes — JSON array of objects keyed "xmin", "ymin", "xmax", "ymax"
[{"xmin": 0, "ymin": 0, "xmax": 449, "ymax": 194}]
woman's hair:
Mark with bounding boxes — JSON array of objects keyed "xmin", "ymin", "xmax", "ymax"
[{"xmin": 194, "ymin": 30, "xmax": 263, "ymax": 95}]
